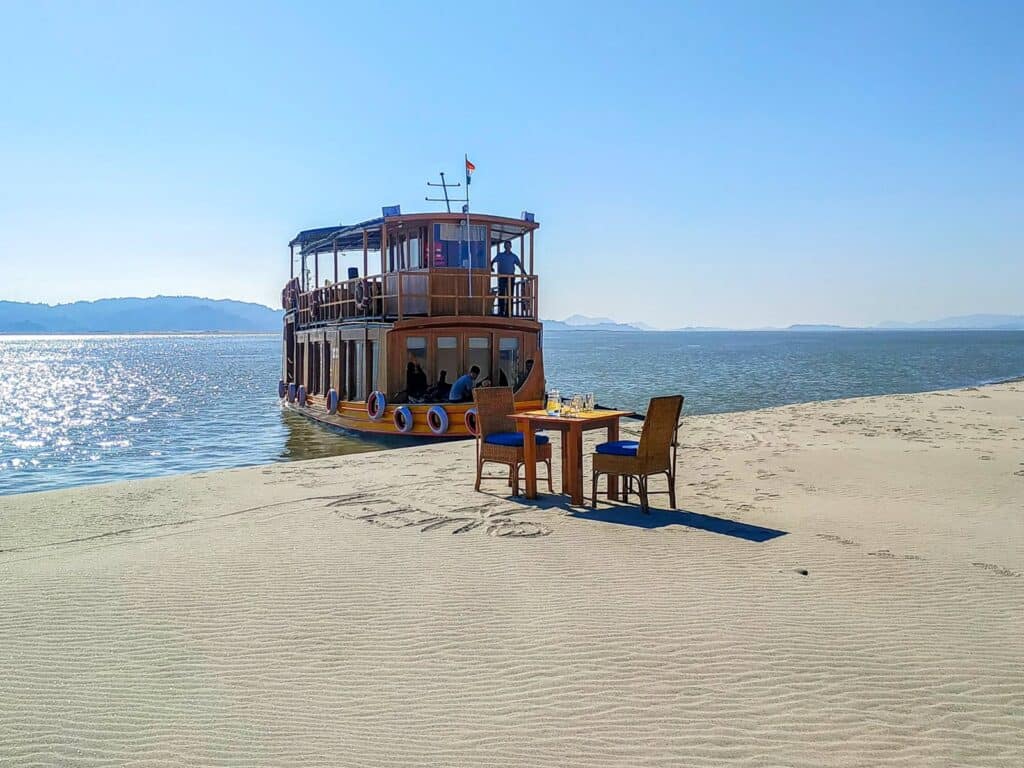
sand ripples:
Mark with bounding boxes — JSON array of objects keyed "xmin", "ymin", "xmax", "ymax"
[{"xmin": 2, "ymin": 383, "xmax": 1023, "ymax": 766}]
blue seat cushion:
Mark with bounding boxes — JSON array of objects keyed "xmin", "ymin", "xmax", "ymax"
[
  {"xmin": 483, "ymin": 431, "xmax": 550, "ymax": 447},
  {"xmin": 595, "ymin": 440, "xmax": 639, "ymax": 456}
]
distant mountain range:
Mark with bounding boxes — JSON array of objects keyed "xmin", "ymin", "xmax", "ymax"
[
  {"xmin": 0, "ymin": 297, "xmax": 282, "ymax": 333},
  {"xmin": 1, "ymin": 301, "xmax": 1021, "ymax": 334},
  {"xmin": 544, "ymin": 314, "xmax": 1024, "ymax": 332},
  {"xmin": 876, "ymin": 314, "xmax": 1024, "ymax": 331},
  {"xmin": 542, "ymin": 315, "xmax": 653, "ymax": 332}
]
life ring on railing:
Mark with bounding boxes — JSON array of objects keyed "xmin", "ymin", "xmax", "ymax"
[
  {"xmin": 282, "ymin": 280, "xmax": 299, "ymax": 312},
  {"xmin": 464, "ymin": 407, "xmax": 479, "ymax": 436},
  {"xmin": 427, "ymin": 405, "xmax": 449, "ymax": 435},
  {"xmin": 287, "ymin": 382, "xmax": 297, "ymax": 403},
  {"xmin": 393, "ymin": 405, "xmax": 414, "ymax": 433},
  {"xmin": 366, "ymin": 390, "xmax": 386, "ymax": 421},
  {"xmin": 353, "ymin": 280, "xmax": 370, "ymax": 313},
  {"xmin": 326, "ymin": 388, "xmax": 339, "ymax": 415},
  {"xmin": 297, "ymin": 385, "xmax": 307, "ymax": 407},
  {"xmin": 278, "ymin": 379, "xmax": 287, "ymax": 399}
]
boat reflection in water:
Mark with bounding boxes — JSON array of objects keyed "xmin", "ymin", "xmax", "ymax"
[{"xmin": 277, "ymin": 405, "xmax": 409, "ymax": 462}]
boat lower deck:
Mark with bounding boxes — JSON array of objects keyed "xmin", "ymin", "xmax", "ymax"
[{"xmin": 287, "ymin": 394, "xmax": 544, "ymax": 439}]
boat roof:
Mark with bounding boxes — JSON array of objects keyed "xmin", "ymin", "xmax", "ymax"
[{"xmin": 290, "ymin": 212, "xmax": 539, "ymax": 256}]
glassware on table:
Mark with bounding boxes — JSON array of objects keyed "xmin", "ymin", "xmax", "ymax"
[
  {"xmin": 546, "ymin": 389, "xmax": 561, "ymax": 416},
  {"xmin": 584, "ymin": 393, "xmax": 595, "ymax": 413},
  {"xmin": 570, "ymin": 394, "xmax": 583, "ymax": 416}
]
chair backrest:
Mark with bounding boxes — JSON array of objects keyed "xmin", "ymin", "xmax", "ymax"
[
  {"xmin": 638, "ymin": 395, "xmax": 684, "ymax": 466},
  {"xmin": 472, "ymin": 387, "xmax": 516, "ymax": 438}
]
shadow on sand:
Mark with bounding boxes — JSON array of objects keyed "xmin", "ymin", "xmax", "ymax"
[
  {"xmin": 573, "ymin": 506, "xmax": 787, "ymax": 542},
  {"xmin": 498, "ymin": 492, "xmax": 788, "ymax": 543}
]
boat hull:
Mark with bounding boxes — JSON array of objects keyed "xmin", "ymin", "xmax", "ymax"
[{"xmin": 284, "ymin": 394, "xmax": 543, "ymax": 439}]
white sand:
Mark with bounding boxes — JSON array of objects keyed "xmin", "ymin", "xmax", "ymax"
[{"xmin": 2, "ymin": 382, "xmax": 1022, "ymax": 767}]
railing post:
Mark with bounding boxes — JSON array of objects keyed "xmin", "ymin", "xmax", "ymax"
[{"xmin": 397, "ymin": 271, "xmax": 403, "ymax": 319}]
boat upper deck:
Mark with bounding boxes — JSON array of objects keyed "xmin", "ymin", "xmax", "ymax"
[{"xmin": 286, "ymin": 212, "xmax": 540, "ymax": 329}]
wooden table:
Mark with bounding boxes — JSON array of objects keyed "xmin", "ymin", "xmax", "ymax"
[{"xmin": 510, "ymin": 409, "xmax": 632, "ymax": 506}]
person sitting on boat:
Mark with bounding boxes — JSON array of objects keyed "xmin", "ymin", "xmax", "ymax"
[
  {"xmin": 491, "ymin": 241, "xmax": 523, "ymax": 317},
  {"xmin": 425, "ymin": 370, "xmax": 450, "ymax": 402},
  {"xmin": 406, "ymin": 361, "xmax": 428, "ymax": 401},
  {"xmin": 449, "ymin": 366, "xmax": 480, "ymax": 402}
]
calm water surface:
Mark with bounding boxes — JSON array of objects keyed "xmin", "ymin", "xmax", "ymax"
[{"xmin": 1, "ymin": 331, "xmax": 1022, "ymax": 495}]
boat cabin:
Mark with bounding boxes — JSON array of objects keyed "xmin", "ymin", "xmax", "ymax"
[{"xmin": 282, "ymin": 211, "xmax": 544, "ymax": 426}]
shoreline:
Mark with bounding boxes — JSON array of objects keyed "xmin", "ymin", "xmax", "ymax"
[
  {"xmin": 2, "ymin": 380, "xmax": 1022, "ymax": 765},
  {"xmin": 4, "ymin": 378, "xmax": 1024, "ymax": 499}
]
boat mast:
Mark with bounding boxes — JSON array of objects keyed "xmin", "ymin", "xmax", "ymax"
[{"xmin": 464, "ymin": 154, "xmax": 472, "ymax": 301}]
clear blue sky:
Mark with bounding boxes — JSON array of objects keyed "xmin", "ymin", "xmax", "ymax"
[{"xmin": 1, "ymin": 1, "xmax": 1021, "ymax": 328}]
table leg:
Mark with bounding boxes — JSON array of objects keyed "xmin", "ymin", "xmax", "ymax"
[
  {"xmin": 563, "ymin": 423, "xmax": 583, "ymax": 506},
  {"xmin": 607, "ymin": 420, "xmax": 620, "ymax": 501},
  {"xmin": 522, "ymin": 421, "xmax": 538, "ymax": 499}
]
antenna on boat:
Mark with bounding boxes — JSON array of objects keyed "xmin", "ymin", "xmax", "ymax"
[{"xmin": 425, "ymin": 172, "xmax": 466, "ymax": 214}]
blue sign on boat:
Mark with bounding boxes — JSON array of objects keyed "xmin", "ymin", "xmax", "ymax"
[{"xmin": 382, "ymin": 204, "xmax": 401, "ymax": 217}]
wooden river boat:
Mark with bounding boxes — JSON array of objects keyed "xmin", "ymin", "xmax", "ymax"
[{"xmin": 279, "ymin": 209, "xmax": 544, "ymax": 438}]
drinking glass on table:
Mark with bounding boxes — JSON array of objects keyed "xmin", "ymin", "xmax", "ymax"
[
  {"xmin": 546, "ymin": 389, "xmax": 561, "ymax": 416},
  {"xmin": 584, "ymin": 393, "xmax": 595, "ymax": 413},
  {"xmin": 570, "ymin": 394, "xmax": 583, "ymax": 416}
]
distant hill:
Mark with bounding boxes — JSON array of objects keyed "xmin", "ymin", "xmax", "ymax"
[
  {"xmin": 0, "ymin": 296, "xmax": 282, "ymax": 333},
  {"xmin": 543, "ymin": 315, "xmax": 651, "ymax": 332},
  {"xmin": 787, "ymin": 324, "xmax": 851, "ymax": 331},
  {"xmin": 877, "ymin": 314, "xmax": 1024, "ymax": 331}
]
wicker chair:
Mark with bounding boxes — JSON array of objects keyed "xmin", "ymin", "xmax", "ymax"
[
  {"xmin": 590, "ymin": 395, "xmax": 684, "ymax": 513},
  {"xmin": 473, "ymin": 387, "xmax": 552, "ymax": 495}
]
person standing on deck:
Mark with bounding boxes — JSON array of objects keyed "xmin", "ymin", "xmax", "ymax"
[{"xmin": 491, "ymin": 241, "xmax": 523, "ymax": 317}]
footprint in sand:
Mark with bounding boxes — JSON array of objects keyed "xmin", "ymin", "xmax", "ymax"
[
  {"xmin": 972, "ymin": 562, "xmax": 1022, "ymax": 578},
  {"xmin": 868, "ymin": 549, "xmax": 924, "ymax": 561},
  {"xmin": 816, "ymin": 533, "xmax": 858, "ymax": 546}
]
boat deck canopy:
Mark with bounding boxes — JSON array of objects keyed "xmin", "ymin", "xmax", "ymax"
[{"xmin": 291, "ymin": 212, "xmax": 539, "ymax": 257}]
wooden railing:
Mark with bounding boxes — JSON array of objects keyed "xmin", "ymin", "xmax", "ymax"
[{"xmin": 293, "ymin": 270, "xmax": 538, "ymax": 327}]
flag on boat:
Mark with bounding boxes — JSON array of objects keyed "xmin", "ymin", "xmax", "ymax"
[{"xmin": 465, "ymin": 157, "xmax": 475, "ymax": 185}]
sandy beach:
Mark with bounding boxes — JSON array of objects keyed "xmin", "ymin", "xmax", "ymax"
[{"xmin": 1, "ymin": 382, "xmax": 1022, "ymax": 767}]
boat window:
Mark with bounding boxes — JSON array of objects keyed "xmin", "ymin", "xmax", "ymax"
[
  {"xmin": 436, "ymin": 336, "xmax": 459, "ymax": 385},
  {"xmin": 323, "ymin": 340, "xmax": 332, "ymax": 395},
  {"xmin": 311, "ymin": 341, "xmax": 321, "ymax": 395},
  {"xmin": 433, "ymin": 223, "xmax": 486, "ymax": 268},
  {"xmin": 295, "ymin": 341, "xmax": 305, "ymax": 390},
  {"xmin": 498, "ymin": 337, "xmax": 520, "ymax": 389},
  {"xmin": 467, "ymin": 336, "xmax": 491, "ymax": 384},
  {"xmin": 353, "ymin": 341, "xmax": 366, "ymax": 401},
  {"xmin": 408, "ymin": 233, "xmax": 422, "ymax": 269},
  {"xmin": 406, "ymin": 336, "xmax": 428, "ymax": 379},
  {"xmin": 346, "ymin": 341, "xmax": 357, "ymax": 400}
]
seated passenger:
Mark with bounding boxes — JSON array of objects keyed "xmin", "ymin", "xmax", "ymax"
[
  {"xmin": 425, "ymin": 370, "xmax": 450, "ymax": 402},
  {"xmin": 448, "ymin": 365, "xmax": 480, "ymax": 402},
  {"xmin": 409, "ymin": 363, "xmax": 428, "ymax": 399}
]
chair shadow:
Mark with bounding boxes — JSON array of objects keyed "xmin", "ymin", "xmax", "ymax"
[
  {"xmin": 492, "ymin": 491, "xmax": 788, "ymax": 543},
  {"xmin": 573, "ymin": 505, "xmax": 787, "ymax": 542}
]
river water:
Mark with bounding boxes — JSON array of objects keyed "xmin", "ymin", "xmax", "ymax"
[{"xmin": 1, "ymin": 330, "xmax": 1022, "ymax": 495}]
